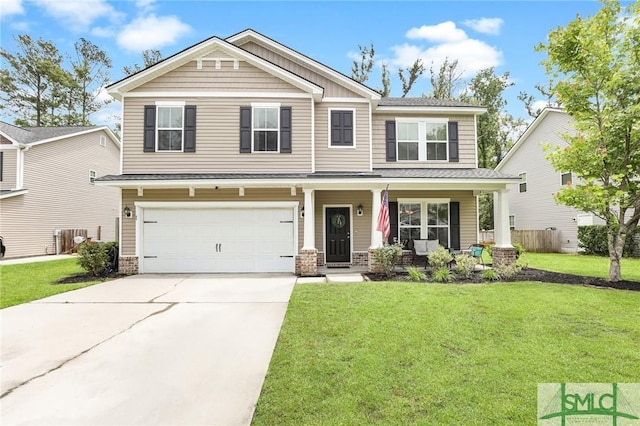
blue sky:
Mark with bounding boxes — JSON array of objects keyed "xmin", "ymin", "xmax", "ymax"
[{"xmin": 1, "ymin": 0, "xmax": 606, "ymax": 127}]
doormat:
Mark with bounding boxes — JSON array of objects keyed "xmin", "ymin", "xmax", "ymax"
[{"xmin": 326, "ymin": 265, "xmax": 351, "ymax": 269}]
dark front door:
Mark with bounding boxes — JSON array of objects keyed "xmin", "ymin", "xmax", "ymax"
[{"xmin": 325, "ymin": 207, "xmax": 350, "ymax": 263}]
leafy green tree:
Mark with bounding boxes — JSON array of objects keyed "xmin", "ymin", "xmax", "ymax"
[
  {"xmin": 350, "ymin": 43, "xmax": 375, "ymax": 84},
  {"xmin": 379, "ymin": 62, "xmax": 391, "ymax": 97},
  {"xmin": 0, "ymin": 35, "xmax": 67, "ymax": 126},
  {"xmin": 538, "ymin": 0, "xmax": 640, "ymax": 281},
  {"xmin": 428, "ymin": 58, "xmax": 463, "ymax": 100},
  {"xmin": 122, "ymin": 49, "xmax": 163, "ymax": 76},
  {"xmin": 72, "ymin": 38, "xmax": 112, "ymax": 125},
  {"xmin": 398, "ymin": 59, "xmax": 425, "ymax": 97}
]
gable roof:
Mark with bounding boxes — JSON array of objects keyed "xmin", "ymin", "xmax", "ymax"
[
  {"xmin": 376, "ymin": 97, "xmax": 486, "ymax": 114},
  {"xmin": 0, "ymin": 122, "xmax": 120, "ymax": 148},
  {"xmin": 226, "ymin": 29, "xmax": 381, "ymax": 101},
  {"xmin": 495, "ymin": 107, "xmax": 567, "ymax": 171},
  {"xmin": 106, "ymin": 34, "xmax": 324, "ymax": 101}
]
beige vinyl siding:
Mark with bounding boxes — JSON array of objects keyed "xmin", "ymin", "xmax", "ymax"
[
  {"xmin": 132, "ymin": 56, "xmax": 303, "ymax": 93},
  {"xmin": 1, "ymin": 135, "xmax": 13, "ymax": 144},
  {"xmin": 0, "ymin": 149, "xmax": 17, "ymax": 190},
  {"xmin": 122, "ymin": 97, "xmax": 312, "ymax": 173},
  {"xmin": 314, "ymin": 102, "xmax": 371, "ymax": 172},
  {"xmin": 372, "ymin": 113, "xmax": 477, "ymax": 168},
  {"xmin": 0, "ymin": 131, "xmax": 120, "ymax": 258},
  {"xmin": 239, "ymin": 41, "xmax": 363, "ymax": 98},
  {"xmin": 120, "ymin": 188, "xmax": 303, "ymax": 255},
  {"xmin": 389, "ymin": 190, "xmax": 477, "ymax": 249}
]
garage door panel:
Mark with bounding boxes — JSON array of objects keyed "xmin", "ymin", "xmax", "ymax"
[{"xmin": 141, "ymin": 207, "xmax": 295, "ymax": 273}]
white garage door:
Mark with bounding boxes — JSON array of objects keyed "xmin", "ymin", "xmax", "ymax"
[{"xmin": 140, "ymin": 206, "xmax": 296, "ymax": 273}]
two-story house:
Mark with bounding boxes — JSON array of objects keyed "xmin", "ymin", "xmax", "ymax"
[
  {"xmin": 98, "ymin": 29, "xmax": 520, "ymax": 275},
  {"xmin": 0, "ymin": 123, "xmax": 120, "ymax": 258}
]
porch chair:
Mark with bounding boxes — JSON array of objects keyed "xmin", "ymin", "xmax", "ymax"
[
  {"xmin": 413, "ymin": 239, "xmax": 440, "ymax": 268},
  {"xmin": 467, "ymin": 244, "xmax": 485, "ymax": 267}
]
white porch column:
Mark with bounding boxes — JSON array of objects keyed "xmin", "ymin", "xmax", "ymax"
[
  {"xmin": 493, "ymin": 189, "xmax": 513, "ymax": 248},
  {"xmin": 302, "ymin": 188, "xmax": 315, "ymax": 250},
  {"xmin": 370, "ymin": 188, "xmax": 383, "ymax": 248}
]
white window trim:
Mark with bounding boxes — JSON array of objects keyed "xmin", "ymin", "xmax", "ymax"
[
  {"xmin": 328, "ymin": 108, "xmax": 356, "ymax": 149},
  {"xmin": 251, "ymin": 104, "xmax": 280, "ymax": 153},
  {"xmin": 509, "ymin": 214, "xmax": 516, "ymax": 230},
  {"xmin": 89, "ymin": 170, "xmax": 97, "ymax": 184},
  {"xmin": 561, "ymin": 172, "xmax": 572, "ymax": 186},
  {"xmin": 155, "ymin": 103, "xmax": 185, "ymax": 153},
  {"xmin": 100, "ymin": 135, "xmax": 106, "ymax": 147},
  {"xmin": 398, "ymin": 198, "xmax": 451, "ymax": 243},
  {"xmin": 395, "ymin": 118, "xmax": 449, "ymax": 162},
  {"xmin": 518, "ymin": 172, "xmax": 527, "ymax": 193}
]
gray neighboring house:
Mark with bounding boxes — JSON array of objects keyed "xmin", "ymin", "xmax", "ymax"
[
  {"xmin": 0, "ymin": 122, "xmax": 121, "ymax": 258},
  {"xmin": 495, "ymin": 108, "xmax": 604, "ymax": 253}
]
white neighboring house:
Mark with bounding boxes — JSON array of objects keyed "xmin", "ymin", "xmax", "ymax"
[
  {"xmin": 0, "ymin": 122, "xmax": 121, "ymax": 258},
  {"xmin": 495, "ymin": 108, "xmax": 604, "ymax": 253}
]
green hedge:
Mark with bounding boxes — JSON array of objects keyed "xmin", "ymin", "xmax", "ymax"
[{"xmin": 577, "ymin": 225, "xmax": 640, "ymax": 257}]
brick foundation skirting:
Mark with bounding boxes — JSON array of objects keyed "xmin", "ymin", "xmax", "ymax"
[
  {"xmin": 118, "ymin": 256, "xmax": 139, "ymax": 275},
  {"xmin": 492, "ymin": 247, "xmax": 517, "ymax": 266},
  {"xmin": 296, "ymin": 249, "xmax": 318, "ymax": 276}
]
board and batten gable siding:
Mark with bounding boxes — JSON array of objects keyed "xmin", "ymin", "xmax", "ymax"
[
  {"xmin": 0, "ymin": 131, "xmax": 120, "ymax": 258},
  {"xmin": 239, "ymin": 41, "xmax": 363, "ymax": 98},
  {"xmin": 120, "ymin": 188, "xmax": 303, "ymax": 256},
  {"xmin": 122, "ymin": 97, "xmax": 312, "ymax": 174},
  {"xmin": 498, "ymin": 110, "xmax": 588, "ymax": 252},
  {"xmin": 314, "ymin": 102, "xmax": 371, "ymax": 172},
  {"xmin": 0, "ymin": 148, "xmax": 17, "ymax": 190},
  {"xmin": 371, "ymin": 113, "xmax": 477, "ymax": 168},
  {"xmin": 131, "ymin": 54, "xmax": 304, "ymax": 93}
]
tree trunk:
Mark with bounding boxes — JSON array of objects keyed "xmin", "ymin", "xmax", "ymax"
[{"xmin": 607, "ymin": 224, "xmax": 626, "ymax": 282}]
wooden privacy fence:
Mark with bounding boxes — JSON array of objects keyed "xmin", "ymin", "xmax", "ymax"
[
  {"xmin": 60, "ymin": 229, "xmax": 88, "ymax": 253},
  {"xmin": 511, "ymin": 229, "xmax": 561, "ymax": 253}
]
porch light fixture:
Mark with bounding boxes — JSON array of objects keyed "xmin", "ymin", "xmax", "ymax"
[
  {"xmin": 357, "ymin": 204, "xmax": 364, "ymax": 216},
  {"xmin": 123, "ymin": 206, "xmax": 132, "ymax": 219}
]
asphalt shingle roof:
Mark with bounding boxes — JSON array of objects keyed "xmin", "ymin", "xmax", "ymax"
[
  {"xmin": 0, "ymin": 122, "xmax": 100, "ymax": 144},
  {"xmin": 378, "ymin": 97, "xmax": 481, "ymax": 108}
]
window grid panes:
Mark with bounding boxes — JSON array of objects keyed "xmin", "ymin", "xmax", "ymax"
[
  {"xmin": 561, "ymin": 172, "xmax": 572, "ymax": 186},
  {"xmin": 157, "ymin": 106, "xmax": 183, "ymax": 151},
  {"xmin": 519, "ymin": 172, "xmax": 527, "ymax": 193},
  {"xmin": 399, "ymin": 203, "xmax": 421, "ymax": 247},
  {"xmin": 253, "ymin": 107, "xmax": 279, "ymax": 152},
  {"xmin": 89, "ymin": 170, "xmax": 97, "ymax": 184},
  {"xmin": 427, "ymin": 203, "xmax": 449, "ymax": 247},
  {"xmin": 397, "ymin": 121, "xmax": 448, "ymax": 162}
]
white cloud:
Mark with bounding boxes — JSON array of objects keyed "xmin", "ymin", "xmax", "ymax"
[
  {"xmin": 0, "ymin": 0, "xmax": 24, "ymax": 19},
  {"xmin": 406, "ymin": 21, "xmax": 468, "ymax": 43},
  {"xmin": 32, "ymin": 0, "xmax": 122, "ymax": 31},
  {"xmin": 462, "ymin": 18, "xmax": 504, "ymax": 35},
  {"xmin": 117, "ymin": 14, "xmax": 191, "ymax": 52},
  {"xmin": 389, "ymin": 21, "xmax": 503, "ymax": 81},
  {"xmin": 135, "ymin": 0, "xmax": 156, "ymax": 14},
  {"xmin": 92, "ymin": 26, "xmax": 115, "ymax": 38}
]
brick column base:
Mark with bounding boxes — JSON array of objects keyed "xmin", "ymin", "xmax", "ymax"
[
  {"xmin": 368, "ymin": 248, "xmax": 384, "ymax": 273},
  {"xmin": 296, "ymin": 249, "xmax": 318, "ymax": 276},
  {"xmin": 492, "ymin": 247, "xmax": 517, "ymax": 266},
  {"xmin": 118, "ymin": 256, "xmax": 139, "ymax": 275}
]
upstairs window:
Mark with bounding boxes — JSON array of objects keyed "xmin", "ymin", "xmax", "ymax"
[
  {"xmin": 100, "ymin": 135, "xmax": 106, "ymax": 147},
  {"xmin": 253, "ymin": 106, "xmax": 279, "ymax": 152},
  {"xmin": 519, "ymin": 172, "xmax": 527, "ymax": 193},
  {"xmin": 395, "ymin": 120, "xmax": 449, "ymax": 162},
  {"xmin": 89, "ymin": 170, "xmax": 97, "ymax": 184},
  {"xmin": 157, "ymin": 106, "xmax": 183, "ymax": 151},
  {"xmin": 330, "ymin": 109, "xmax": 354, "ymax": 147},
  {"xmin": 561, "ymin": 172, "xmax": 572, "ymax": 186}
]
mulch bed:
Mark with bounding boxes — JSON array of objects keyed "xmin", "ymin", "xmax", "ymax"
[
  {"xmin": 54, "ymin": 273, "xmax": 119, "ymax": 284},
  {"xmin": 365, "ymin": 268, "xmax": 640, "ymax": 291}
]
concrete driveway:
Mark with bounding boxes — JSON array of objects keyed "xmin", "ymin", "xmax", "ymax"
[{"xmin": 1, "ymin": 274, "xmax": 297, "ymax": 425}]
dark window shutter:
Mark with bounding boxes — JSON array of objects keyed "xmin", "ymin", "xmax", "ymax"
[
  {"xmin": 0, "ymin": 151, "xmax": 3, "ymax": 181},
  {"xmin": 330, "ymin": 110, "xmax": 353, "ymax": 146},
  {"xmin": 389, "ymin": 201, "xmax": 398, "ymax": 245},
  {"xmin": 385, "ymin": 120, "xmax": 396, "ymax": 162},
  {"xmin": 183, "ymin": 105, "xmax": 196, "ymax": 152},
  {"xmin": 450, "ymin": 201, "xmax": 460, "ymax": 250},
  {"xmin": 239, "ymin": 107, "xmax": 252, "ymax": 153},
  {"xmin": 143, "ymin": 105, "xmax": 156, "ymax": 152},
  {"xmin": 448, "ymin": 121, "xmax": 459, "ymax": 162},
  {"xmin": 280, "ymin": 107, "xmax": 292, "ymax": 153}
]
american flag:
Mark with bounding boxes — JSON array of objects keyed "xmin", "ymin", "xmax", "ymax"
[{"xmin": 376, "ymin": 188, "xmax": 391, "ymax": 239}]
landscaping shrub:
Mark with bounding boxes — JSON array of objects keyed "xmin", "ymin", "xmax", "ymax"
[
  {"xmin": 454, "ymin": 253, "xmax": 477, "ymax": 279},
  {"xmin": 407, "ymin": 267, "xmax": 426, "ymax": 282},
  {"xmin": 578, "ymin": 225, "xmax": 639, "ymax": 257},
  {"xmin": 512, "ymin": 242, "xmax": 525, "ymax": 258},
  {"xmin": 427, "ymin": 246, "xmax": 453, "ymax": 270},
  {"xmin": 493, "ymin": 262, "xmax": 522, "ymax": 279},
  {"xmin": 77, "ymin": 241, "xmax": 108, "ymax": 276},
  {"xmin": 482, "ymin": 269, "xmax": 500, "ymax": 281},
  {"xmin": 431, "ymin": 267, "xmax": 454, "ymax": 283},
  {"xmin": 373, "ymin": 242, "xmax": 404, "ymax": 277}
]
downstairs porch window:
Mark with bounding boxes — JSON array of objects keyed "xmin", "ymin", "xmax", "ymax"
[{"xmin": 398, "ymin": 200, "xmax": 449, "ymax": 248}]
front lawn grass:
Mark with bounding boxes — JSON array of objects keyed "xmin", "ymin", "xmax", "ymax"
[
  {"xmin": 524, "ymin": 252, "xmax": 640, "ymax": 281},
  {"xmin": 0, "ymin": 258, "xmax": 101, "ymax": 309},
  {"xmin": 253, "ymin": 282, "xmax": 640, "ymax": 425}
]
